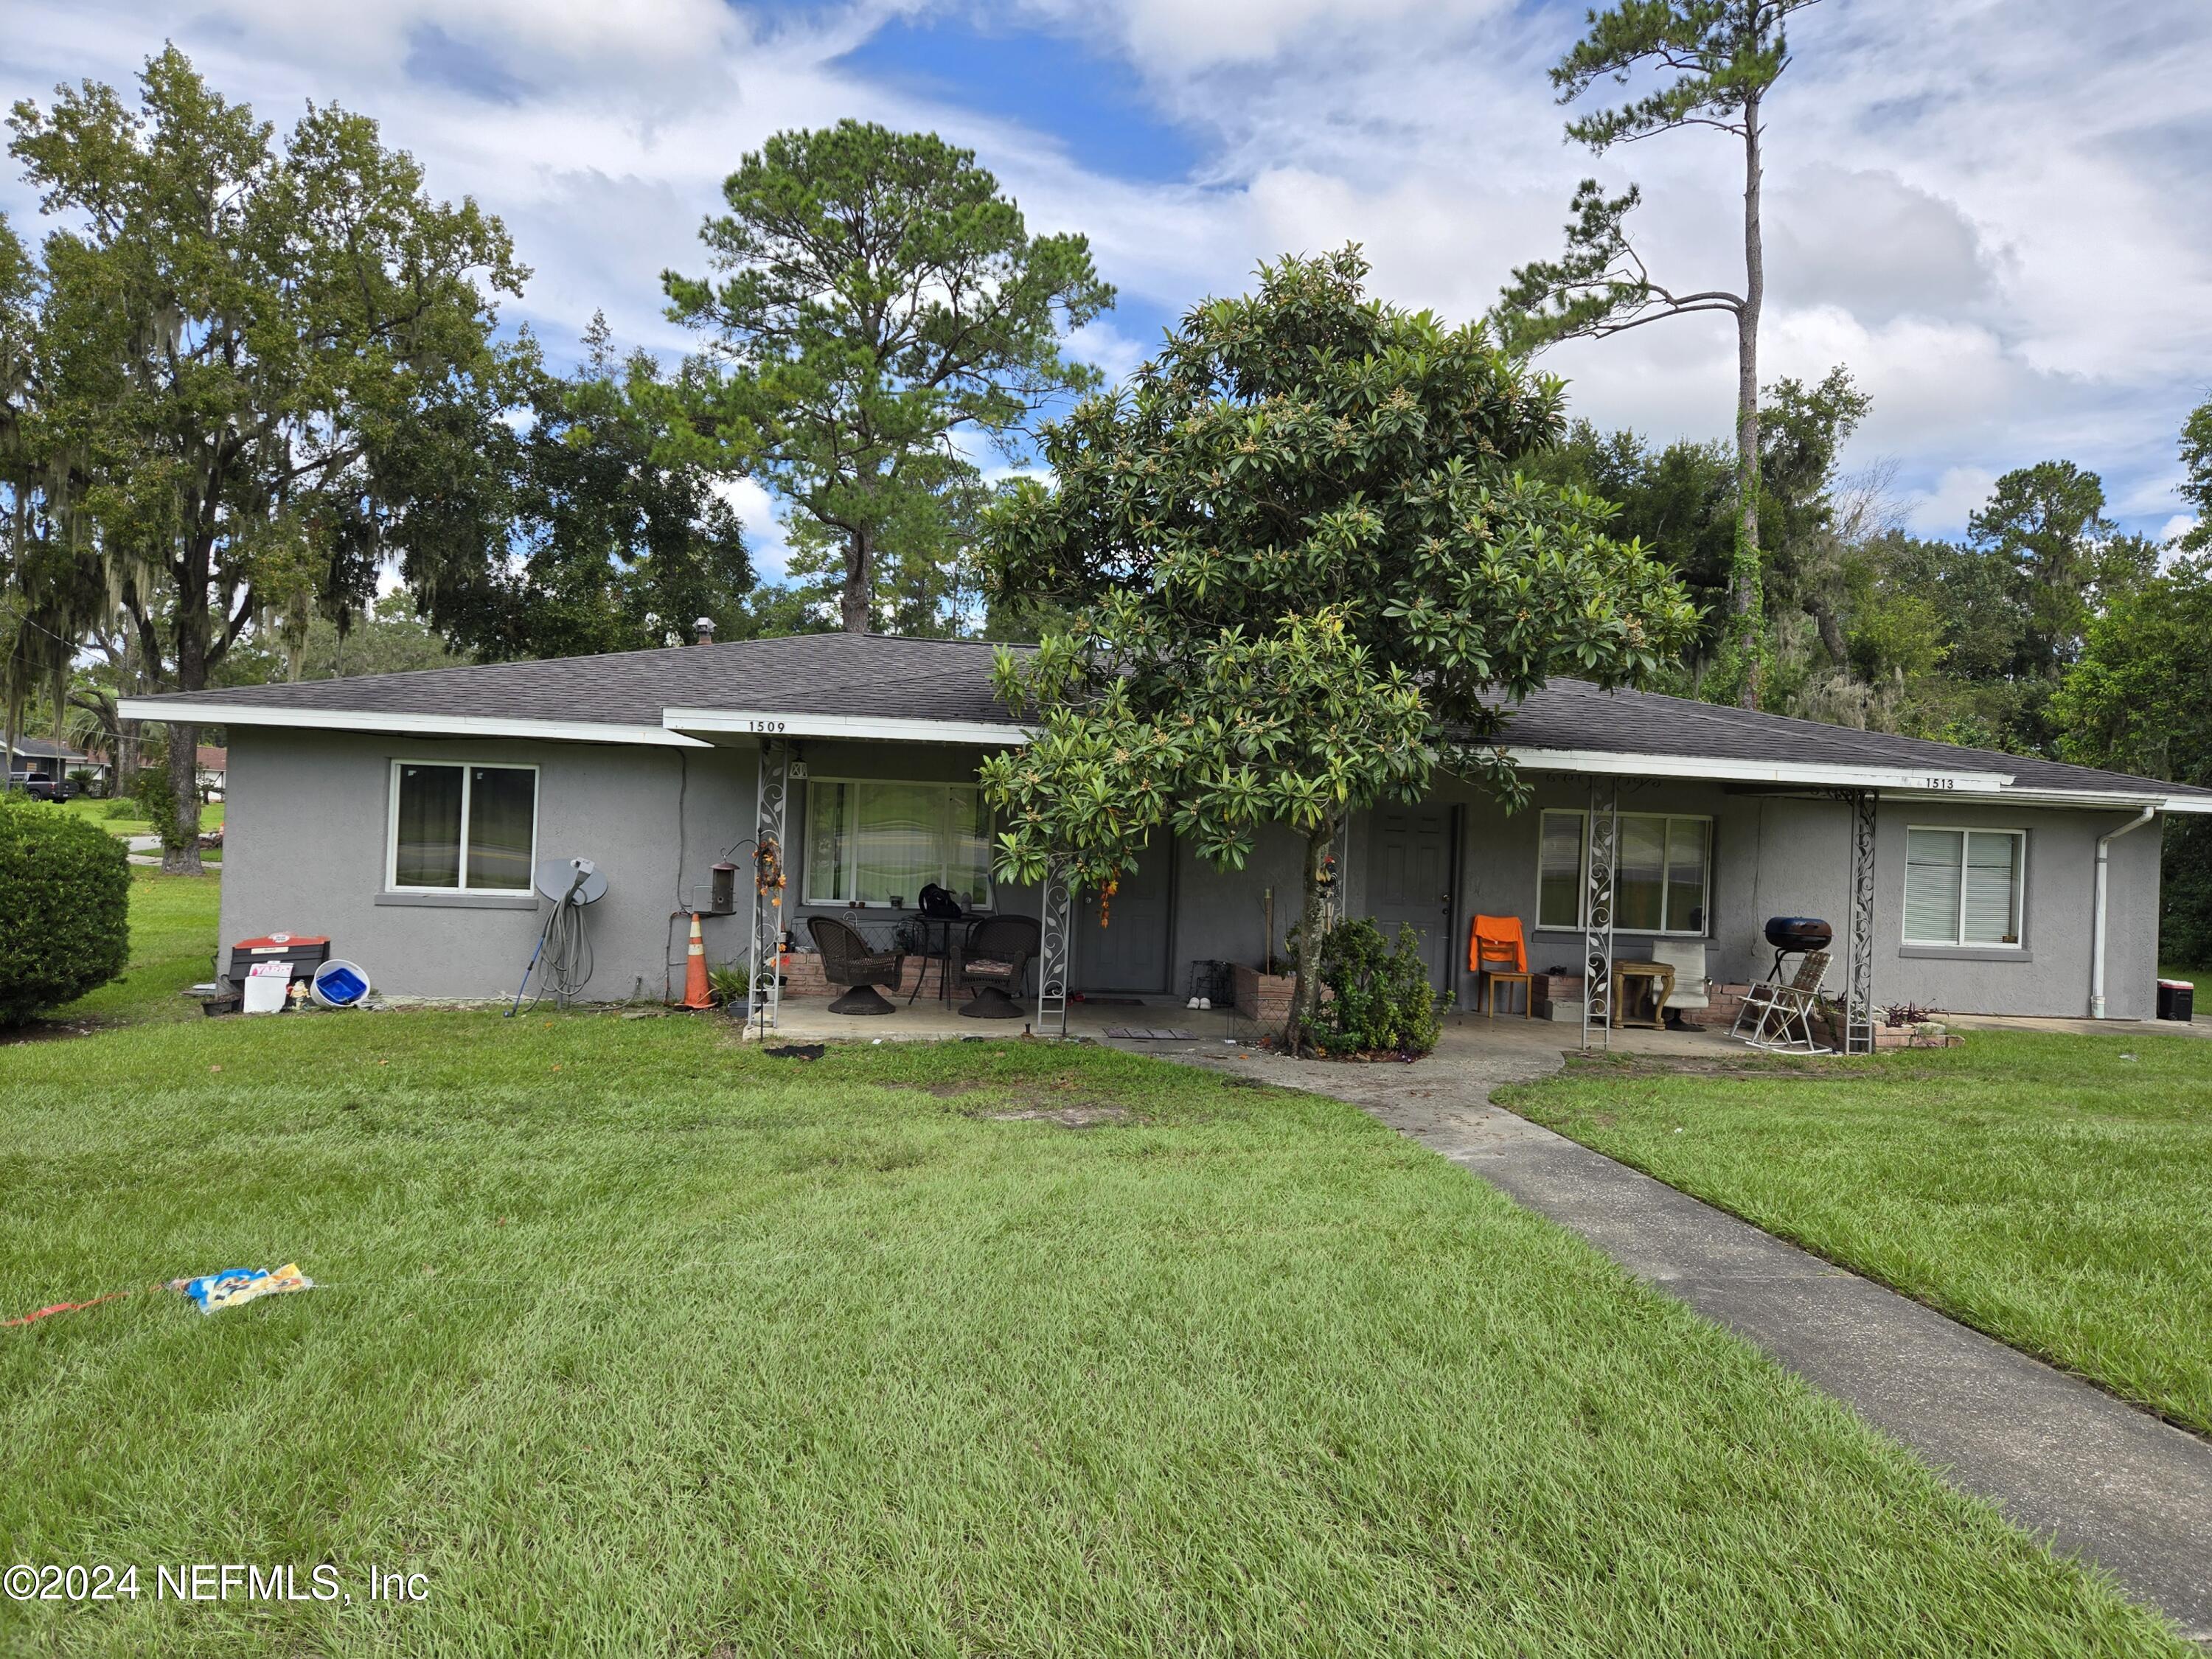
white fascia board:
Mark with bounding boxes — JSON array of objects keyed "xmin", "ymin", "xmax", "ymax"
[
  {"xmin": 117, "ymin": 699, "xmax": 711, "ymax": 748},
  {"xmin": 1936, "ymin": 786, "xmax": 2212, "ymax": 815},
  {"xmin": 662, "ymin": 707, "xmax": 1030, "ymax": 747},
  {"xmin": 1504, "ymin": 746, "xmax": 2014, "ymax": 793}
]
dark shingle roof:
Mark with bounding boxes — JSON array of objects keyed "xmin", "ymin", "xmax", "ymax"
[
  {"xmin": 1493, "ymin": 677, "xmax": 2209, "ymax": 800},
  {"xmin": 130, "ymin": 633, "xmax": 2208, "ymax": 802},
  {"xmin": 143, "ymin": 634, "xmax": 1024, "ymax": 727}
]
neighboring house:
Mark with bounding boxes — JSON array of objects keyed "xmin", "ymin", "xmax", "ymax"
[
  {"xmin": 196, "ymin": 745, "xmax": 228, "ymax": 802},
  {"xmin": 5, "ymin": 736, "xmax": 102, "ymax": 786},
  {"xmin": 122, "ymin": 634, "xmax": 2212, "ymax": 1023}
]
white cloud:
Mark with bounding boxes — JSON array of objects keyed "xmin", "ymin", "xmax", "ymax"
[
  {"xmin": 4, "ymin": 0, "xmax": 2208, "ymax": 552},
  {"xmin": 1909, "ymin": 466, "xmax": 2001, "ymax": 539},
  {"xmin": 714, "ymin": 478, "xmax": 793, "ymax": 581}
]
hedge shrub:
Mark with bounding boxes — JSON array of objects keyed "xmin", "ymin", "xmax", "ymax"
[
  {"xmin": 0, "ymin": 795, "xmax": 131, "ymax": 1025},
  {"xmin": 1306, "ymin": 917, "xmax": 1444, "ymax": 1057}
]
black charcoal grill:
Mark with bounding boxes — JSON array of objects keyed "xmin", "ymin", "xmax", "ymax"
[{"xmin": 1763, "ymin": 916, "xmax": 1832, "ymax": 982}]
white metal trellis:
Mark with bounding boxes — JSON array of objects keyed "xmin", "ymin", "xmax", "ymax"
[{"xmin": 745, "ymin": 740, "xmax": 790, "ymax": 1037}]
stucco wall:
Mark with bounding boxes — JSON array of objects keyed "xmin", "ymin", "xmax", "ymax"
[
  {"xmin": 223, "ymin": 730, "xmax": 757, "ymax": 1002},
  {"xmin": 1407, "ymin": 776, "xmax": 2162, "ymax": 1021},
  {"xmin": 223, "ymin": 728, "xmax": 2165, "ymax": 1019}
]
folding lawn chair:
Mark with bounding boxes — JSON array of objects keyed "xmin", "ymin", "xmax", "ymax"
[{"xmin": 1733, "ymin": 949, "xmax": 1831, "ymax": 1053}]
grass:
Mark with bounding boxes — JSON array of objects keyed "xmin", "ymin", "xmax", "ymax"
[
  {"xmin": 1501, "ymin": 1031, "xmax": 2212, "ymax": 1436},
  {"xmin": 0, "ymin": 1014, "xmax": 2185, "ymax": 1656},
  {"xmin": 57, "ymin": 798, "xmax": 225, "ymax": 839},
  {"xmin": 48, "ymin": 872, "xmax": 221, "ymax": 1028}
]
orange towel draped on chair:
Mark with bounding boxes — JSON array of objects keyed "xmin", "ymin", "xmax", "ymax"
[{"xmin": 1469, "ymin": 914, "xmax": 1526, "ymax": 974}]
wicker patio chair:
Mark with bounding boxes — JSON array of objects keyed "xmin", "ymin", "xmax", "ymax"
[
  {"xmin": 1734, "ymin": 948, "xmax": 1831, "ymax": 1053},
  {"xmin": 807, "ymin": 916, "xmax": 905, "ymax": 1016},
  {"xmin": 956, "ymin": 916, "xmax": 1040, "ymax": 1019}
]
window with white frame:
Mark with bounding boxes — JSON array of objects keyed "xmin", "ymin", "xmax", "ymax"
[
  {"xmin": 387, "ymin": 762, "xmax": 538, "ymax": 892},
  {"xmin": 1536, "ymin": 809, "xmax": 1711, "ymax": 935},
  {"xmin": 1904, "ymin": 827, "xmax": 2024, "ymax": 947},
  {"xmin": 804, "ymin": 779, "xmax": 994, "ymax": 908}
]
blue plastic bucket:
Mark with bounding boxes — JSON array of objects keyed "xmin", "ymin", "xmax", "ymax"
[{"xmin": 310, "ymin": 960, "xmax": 369, "ymax": 1008}]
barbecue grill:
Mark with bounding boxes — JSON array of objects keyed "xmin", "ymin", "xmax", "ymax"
[{"xmin": 1762, "ymin": 916, "xmax": 1833, "ymax": 982}]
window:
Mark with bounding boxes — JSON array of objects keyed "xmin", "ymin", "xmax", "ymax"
[
  {"xmin": 388, "ymin": 762, "xmax": 537, "ymax": 892},
  {"xmin": 804, "ymin": 779, "xmax": 993, "ymax": 908},
  {"xmin": 1905, "ymin": 827, "xmax": 2024, "ymax": 947},
  {"xmin": 1536, "ymin": 810, "xmax": 1710, "ymax": 935}
]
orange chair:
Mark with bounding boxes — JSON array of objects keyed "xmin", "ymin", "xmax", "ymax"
[{"xmin": 1470, "ymin": 915, "xmax": 1532, "ymax": 1018}]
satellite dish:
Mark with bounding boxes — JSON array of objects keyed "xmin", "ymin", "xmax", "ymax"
[{"xmin": 534, "ymin": 856, "xmax": 608, "ymax": 906}]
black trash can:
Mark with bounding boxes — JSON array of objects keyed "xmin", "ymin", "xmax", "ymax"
[{"xmin": 2157, "ymin": 979, "xmax": 2194, "ymax": 1022}]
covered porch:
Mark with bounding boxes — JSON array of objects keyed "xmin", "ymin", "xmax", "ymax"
[{"xmin": 743, "ymin": 984, "xmax": 1753, "ymax": 1069}]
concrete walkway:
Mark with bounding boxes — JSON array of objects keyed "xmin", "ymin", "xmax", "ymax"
[{"xmin": 1172, "ymin": 1035, "xmax": 2212, "ymax": 1643}]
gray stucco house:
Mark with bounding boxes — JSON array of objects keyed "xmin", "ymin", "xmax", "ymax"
[{"xmin": 124, "ymin": 633, "xmax": 2211, "ymax": 1034}]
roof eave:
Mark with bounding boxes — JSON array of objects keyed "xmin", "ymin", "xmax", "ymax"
[
  {"xmin": 661, "ymin": 708, "xmax": 1031, "ymax": 747},
  {"xmin": 1503, "ymin": 745, "xmax": 2014, "ymax": 793},
  {"xmin": 116, "ymin": 698, "xmax": 711, "ymax": 749}
]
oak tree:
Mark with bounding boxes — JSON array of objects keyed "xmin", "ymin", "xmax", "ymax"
[{"xmin": 1, "ymin": 48, "xmax": 524, "ymax": 870}]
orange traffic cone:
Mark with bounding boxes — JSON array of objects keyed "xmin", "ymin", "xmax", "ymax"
[{"xmin": 682, "ymin": 914, "xmax": 714, "ymax": 1009}]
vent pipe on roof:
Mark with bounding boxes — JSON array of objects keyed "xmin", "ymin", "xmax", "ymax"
[
  {"xmin": 693, "ymin": 617, "xmax": 716, "ymax": 645},
  {"xmin": 2090, "ymin": 806, "xmax": 2157, "ymax": 1019}
]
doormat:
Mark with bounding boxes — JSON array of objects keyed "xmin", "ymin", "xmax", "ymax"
[{"xmin": 1102, "ymin": 1026, "xmax": 1200, "ymax": 1041}]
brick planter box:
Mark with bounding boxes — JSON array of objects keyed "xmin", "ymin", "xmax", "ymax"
[
  {"xmin": 1233, "ymin": 964, "xmax": 1297, "ymax": 1027},
  {"xmin": 1529, "ymin": 972, "xmax": 1585, "ymax": 1021},
  {"xmin": 775, "ymin": 950, "xmax": 931, "ymax": 1002}
]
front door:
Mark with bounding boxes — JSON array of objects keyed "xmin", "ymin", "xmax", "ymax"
[
  {"xmin": 1367, "ymin": 808, "xmax": 1455, "ymax": 990},
  {"xmin": 1074, "ymin": 836, "xmax": 1174, "ymax": 994}
]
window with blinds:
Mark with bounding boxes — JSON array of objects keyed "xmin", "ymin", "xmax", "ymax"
[{"xmin": 1904, "ymin": 827, "xmax": 2024, "ymax": 947}]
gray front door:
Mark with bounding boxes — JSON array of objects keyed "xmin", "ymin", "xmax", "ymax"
[
  {"xmin": 1075, "ymin": 837, "xmax": 1174, "ymax": 993},
  {"xmin": 1367, "ymin": 808, "xmax": 1455, "ymax": 990}
]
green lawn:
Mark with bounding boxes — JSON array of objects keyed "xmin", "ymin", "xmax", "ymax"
[
  {"xmin": 1502, "ymin": 1031, "xmax": 2212, "ymax": 1436},
  {"xmin": 51, "ymin": 872, "xmax": 221, "ymax": 1026},
  {"xmin": 57, "ymin": 798, "xmax": 225, "ymax": 838},
  {"xmin": 0, "ymin": 1015, "xmax": 2183, "ymax": 1655}
]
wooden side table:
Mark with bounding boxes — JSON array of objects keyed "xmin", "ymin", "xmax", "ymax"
[
  {"xmin": 1610, "ymin": 961, "xmax": 1675, "ymax": 1029},
  {"xmin": 1484, "ymin": 970, "xmax": 1534, "ymax": 1018}
]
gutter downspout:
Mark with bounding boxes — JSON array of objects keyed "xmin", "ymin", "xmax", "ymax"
[{"xmin": 2090, "ymin": 807, "xmax": 2157, "ymax": 1019}]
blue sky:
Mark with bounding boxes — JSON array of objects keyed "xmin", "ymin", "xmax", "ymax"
[{"xmin": 4, "ymin": 0, "xmax": 2210, "ymax": 577}]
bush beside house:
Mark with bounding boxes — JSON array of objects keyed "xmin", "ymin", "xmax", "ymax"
[
  {"xmin": 0, "ymin": 794, "xmax": 131, "ymax": 1024},
  {"xmin": 1305, "ymin": 919, "xmax": 1444, "ymax": 1057}
]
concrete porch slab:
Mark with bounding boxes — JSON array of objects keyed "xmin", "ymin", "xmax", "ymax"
[{"xmin": 745, "ymin": 993, "xmax": 1751, "ymax": 1065}]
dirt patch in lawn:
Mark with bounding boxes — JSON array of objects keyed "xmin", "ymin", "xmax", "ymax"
[
  {"xmin": 0, "ymin": 1015, "xmax": 114, "ymax": 1046},
  {"xmin": 973, "ymin": 1102, "xmax": 1136, "ymax": 1128}
]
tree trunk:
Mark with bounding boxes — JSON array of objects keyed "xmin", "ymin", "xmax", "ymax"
[
  {"xmin": 1806, "ymin": 595, "xmax": 1848, "ymax": 669},
  {"xmin": 1730, "ymin": 88, "xmax": 1766, "ymax": 710},
  {"xmin": 116, "ymin": 714, "xmax": 140, "ymax": 799},
  {"xmin": 1285, "ymin": 817, "xmax": 1335, "ymax": 1054},
  {"xmin": 841, "ymin": 526, "xmax": 873, "ymax": 634},
  {"xmin": 160, "ymin": 718, "xmax": 204, "ymax": 876},
  {"xmin": 162, "ymin": 566, "xmax": 207, "ymax": 877}
]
